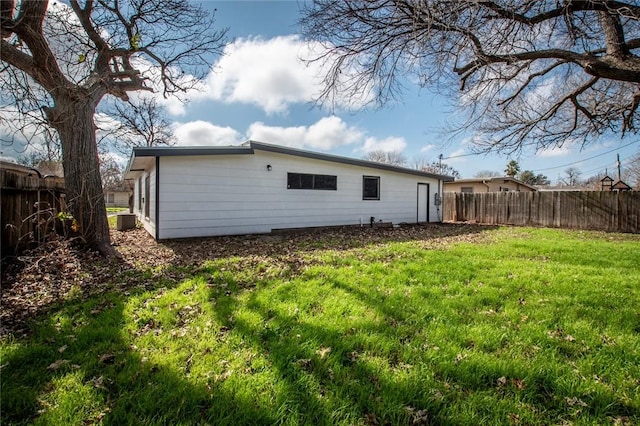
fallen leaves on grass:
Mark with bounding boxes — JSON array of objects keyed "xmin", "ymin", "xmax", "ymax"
[
  {"xmin": 564, "ymin": 396, "xmax": 588, "ymax": 407},
  {"xmin": 1, "ymin": 223, "xmax": 494, "ymax": 338},
  {"xmin": 46, "ymin": 359, "xmax": 69, "ymax": 371}
]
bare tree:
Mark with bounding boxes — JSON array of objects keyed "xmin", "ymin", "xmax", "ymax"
[
  {"xmin": 105, "ymin": 96, "xmax": 177, "ymax": 154},
  {"xmin": 16, "ymin": 145, "xmax": 60, "ymax": 167},
  {"xmin": 627, "ymin": 152, "xmax": 640, "ymax": 186},
  {"xmin": 474, "ymin": 170, "xmax": 501, "ymax": 178},
  {"xmin": 562, "ymin": 167, "xmax": 583, "ymax": 186},
  {"xmin": 1, "ymin": 1, "xmax": 227, "ymax": 255},
  {"xmin": 100, "ymin": 155, "xmax": 124, "ymax": 191},
  {"xmin": 362, "ymin": 150, "xmax": 407, "ymax": 166},
  {"xmin": 420, "ymin": 161, "xmax": 460, "ymax": 178},
  {"xmin": 409, "ymin": 155, "xmax": 431, "ymax": 171},
  {"xmin": 300, "ymin": 1, "xmax": 640, "ymax": 153}
]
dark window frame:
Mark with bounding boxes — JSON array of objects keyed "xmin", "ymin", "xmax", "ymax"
[
  {"xmin": 138, "ymin": 177, "xmax": 143, "ymax": 212},
  {"xmin": 287, "ymin": 172, "xmax": 337, "ymax": 190},
  {"xmin": 144, "ymin": 174, "xmax": 150, "ymax": 218},
  {"xmin": 362, "ymin": 176, "xmax": 380, "ymax": 200}
]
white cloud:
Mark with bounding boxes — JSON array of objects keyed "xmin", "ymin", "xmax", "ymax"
[
  {"xmin": 196, "ymin": 35, "xmax": 317, "ymax": 114},
  {"xmin": 172, "ymin": 116, "xmax": 412, "ymax": 159},
  {"xmin": 247, "ymin": 116, "xmax": 362, "ymax": 150},
  {"xmin": 192, "ymin": 35, "xmax": 373, "ymax": 114},
  {"xmin": 357, "ymin": 136, "xmax": 407, "ymax": 153},
  {"xmin": 444, "ymin": 148, "xmax": 468, "ymax": 165},
  {"xmin": 420, "ymin": 144, "xmax": 436, "ymax": 153},
  {"xmin": 537, "ymin": 145, "xmax": 572, "ymax": 158},
  {"xmin": 101, "ymin": 150, "xmax": 129, "ymax": 167},
  {"xmin": 173, "ymin": 121, "xmax": 243, "ymax": 146}
]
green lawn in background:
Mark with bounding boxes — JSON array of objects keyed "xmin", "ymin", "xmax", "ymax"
[{"xmin": 2, "ymin": 227, "xmax": 639, "ymax": 425}]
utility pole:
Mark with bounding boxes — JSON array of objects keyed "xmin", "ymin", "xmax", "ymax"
[
  {"xmin": 438, "ymin": 153, "xmax": 443, "ymax": 174},
  {"xmin": 616, "ymin": 153, "xmax": 621, "ymax": 181}
]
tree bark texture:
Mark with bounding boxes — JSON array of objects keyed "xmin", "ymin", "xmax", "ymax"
[{"xmin": 46, "ymin": 95, "xmax": 114, "ymax": 256}]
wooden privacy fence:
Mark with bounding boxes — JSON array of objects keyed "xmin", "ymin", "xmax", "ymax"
[
  {"xmin": 1, "ymin": 166, "xmax": 66, "ymax": 256},
  {"xmin": 443, "ymin": 191, "xmax": 640, "ymax": 233}
]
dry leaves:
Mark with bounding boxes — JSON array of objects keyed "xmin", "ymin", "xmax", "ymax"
[{"xmin": 1, "ymin": 223, "xmax": 494, "ymax": 338}]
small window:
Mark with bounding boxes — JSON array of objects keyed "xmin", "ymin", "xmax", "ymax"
[
  {"xmin": 287, "ymin": 173, "xmax": 337, "ymax": 190},
  {"xmin": 363, "ymin": 176, "xmax": 380, "ymax": 200},
  {"xmin": 144, "ymin": 175, "xmax": 150, "ymax": 218},
  {"xmin": 107, "ymin": 193, "xmax": 115, "ymax": 204},
  {"xmin": 138, "ymin": 177, "xmax": 142, "ymax": 212},
  {"xmin": 500, "ymin": 187, "xmax": 510, "ymax": 192},
  {"xmin": 461, "ymin": 186, "xmax": 474, "ymax": 193}
]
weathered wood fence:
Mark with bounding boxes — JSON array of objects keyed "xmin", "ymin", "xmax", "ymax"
[
  {"xmin": 1, "ymin": 166, "xmax": 66, "ymax": 257},
  {"xmin": 443, "ymin": 191, "xmax": 639, "ymax": 233}
]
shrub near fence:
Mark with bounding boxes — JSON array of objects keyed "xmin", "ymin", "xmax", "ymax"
[
  {"xmin": 1, "ymin": 166, "xmax": 66, "ymax": 257},
  {"xmin": 443, "ymin": 191, "xmax": 640, "ymax": 233}
]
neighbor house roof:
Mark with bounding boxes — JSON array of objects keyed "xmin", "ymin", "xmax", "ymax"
[
  {"xmin": 611, "ymin": 180, "xmax": 632, "ymax": 190},
  {"xmin": 125, "ymin": 140, "xmax": 455, "ymax": 181},
  {"xmin": 445, "ymin": 176, "xmax": 538, "ymax": 191}
]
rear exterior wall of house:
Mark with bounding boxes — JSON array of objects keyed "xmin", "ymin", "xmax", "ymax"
[{"xmin": 134, "ymin": 150, "xmax": 443, "ymax": 239}]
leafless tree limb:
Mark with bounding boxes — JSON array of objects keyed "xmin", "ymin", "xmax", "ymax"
[
  {"xmin": 1, "ymin": 0, "xmax": 227, "ymax": 255},
  {"xmin": 300, "ymin": 0, "xmax": 640, "ymax": 153}
]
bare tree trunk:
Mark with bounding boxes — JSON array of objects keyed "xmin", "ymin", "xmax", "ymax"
[{"xmin": 47, "ymin": 96, "xmax": 118, "ymax": 257}]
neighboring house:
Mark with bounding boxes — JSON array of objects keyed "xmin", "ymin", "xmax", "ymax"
[
  {"xmin": 103, "ymin": 187, "xmax": 131, "ymax": 208},
  {"xmin": 124, "ymin": 141, "xmax": 454, "ymax": 240},
  {"xmin": 444, "ymin": 177, "xmax": 537, "ymax": 193},
  {"xmin": 611, "ymin": 180, "xmax": 633, "ymax": 191}
]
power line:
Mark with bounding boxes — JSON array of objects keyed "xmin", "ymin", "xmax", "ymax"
[
  {"xmin": 579, "ymin": 155, "xmax": 637, "ymax": 175},
  {"xmin": 530, "ymin": 140, "xmax": 637, "ymax": 172},
  {"xmin": 442, "ymin": 151, "xmax": 483, "ymax": 160},
  {"xmin": 442, "ymin": 140, "xmax": 637, "ymax": 165}
]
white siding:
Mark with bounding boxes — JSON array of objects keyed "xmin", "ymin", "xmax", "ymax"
[
  {"xmin": 104, "ymin": 191, "xmax": 129, "ymax": 208},
  {"xmin": 156, "ymin": 150, "xmax": 441, "ymax": 239},
  {"xmin": 133, "ymin": 165, "xmax": 157, "ymax": 238}
]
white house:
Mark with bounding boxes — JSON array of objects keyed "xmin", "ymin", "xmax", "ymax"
[{"xmin": 124, "ymin": 141, "xmax": 454, "ymax": 240}]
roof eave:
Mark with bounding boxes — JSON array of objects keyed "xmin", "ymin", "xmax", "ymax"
[
  {"xmin": 248, "ymin": 140, "xmax": 454, "ymax": 181},
  {"xmin": 122, "ymin": 141, "xmax": 454, "ymax": 182}
]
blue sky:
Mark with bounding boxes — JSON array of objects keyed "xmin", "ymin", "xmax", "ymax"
[
  {"xmin": 170, "ymin": 0, "xmax": 638, "ymax": 183},
  {"xmin": 3, "ymin": 0, "xmax": 639, "ymax": 183}
]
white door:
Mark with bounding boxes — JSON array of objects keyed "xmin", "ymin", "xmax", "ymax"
[{"xmin": 417, "ymin": 183, "xmax": 429, "ymax": 222}]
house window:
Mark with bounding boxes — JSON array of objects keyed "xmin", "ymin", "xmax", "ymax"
[
  {"xmin": 500, "ymin": 187, "xmax": 510, "ymax": 192},
  {"xmin": 287, "ymin": 173, "xmax": 337, "ymax": 190},
  {"xmin": 144, "ymin": 175, "xmax": 150, "ymax": 218},
  {"xmin": 107, "ymin": 193, "xmax": 115, "ymax": 204},
  {"xmin": 363, "ymin": 176, "xmax": 380, "ymax": 200},
  {"xmin": 138, "ymin": 177, "xmax": 142, "ymax": 212},
  {"xmin": 461, "ymin": 187, "xmax": 474, "ymax": 193}
]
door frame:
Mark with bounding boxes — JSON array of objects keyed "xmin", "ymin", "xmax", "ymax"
[{"xmin": 417, "ymin": 183, "xmax": 430, "ymax": 223}]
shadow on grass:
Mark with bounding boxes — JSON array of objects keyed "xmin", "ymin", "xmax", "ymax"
[
  {"xmin": 4, "ymin": 223, "xmax": 638, "ymax": 424},
  {"xmin": 201, "ymin": 249, "xmax": 640, "ymax": 425},
  {"xmin": 207, "ymin": 280, "xmax": 439, "ymax": 425},
  {"xmin": 1, "ymin": 291, "xmax": 283, "ymax": 425}
]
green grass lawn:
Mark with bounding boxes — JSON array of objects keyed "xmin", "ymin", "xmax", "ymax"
[
  {"xmin": 105, "ymin": 207, "xmax": 129, "ymax": 213},
  {"xmin": 2, "ymin": 227, "xmax": 639, "ymax": 425}
]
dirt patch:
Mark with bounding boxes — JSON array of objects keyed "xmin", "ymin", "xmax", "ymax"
[{"xmin": 1, "ymin": 223, "xmax": 495, "ymax": 338}]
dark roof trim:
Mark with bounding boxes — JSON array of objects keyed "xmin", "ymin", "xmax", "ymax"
[
  {"xmin": 125, "ymin": 141, "xmax": 454, "ymax": 181},
  {"xmin": 132, "ymin": 146, "xmax": 254, "ymax": 157},
  {"xmin": 248, "ymin": 141, "xmax": 453, "ymax": 181}
]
